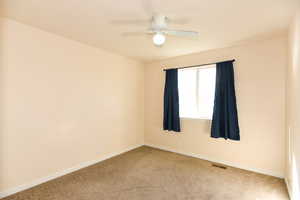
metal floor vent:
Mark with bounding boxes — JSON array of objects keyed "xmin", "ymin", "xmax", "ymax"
[{"xmin": 211, "ymin": 163, "xmax": 227, "ymax": 169}]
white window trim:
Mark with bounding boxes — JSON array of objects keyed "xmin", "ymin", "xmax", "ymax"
[{"xmin": 180, "ymin": 117, "xmax": 212, "ymax": 121}]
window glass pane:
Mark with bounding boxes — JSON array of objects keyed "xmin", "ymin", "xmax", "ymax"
[
  {"xmin": 197, "ymin": 66, "xmax": 216, "ymax": 119},
  {"xmin": 178, "ymin": 65, "xmax": 216, "ymax": 119},
  {"xmin": 178, "ymin": 68, "xmax": 198, "ymax": 118}
]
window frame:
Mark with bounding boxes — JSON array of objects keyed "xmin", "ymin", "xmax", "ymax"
[{"xmin": 178, "ymin": 64, "xmax": 216, "ymax": 120}]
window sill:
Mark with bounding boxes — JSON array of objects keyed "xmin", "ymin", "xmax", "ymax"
[{"xmin": 180, "ymin": 117, "xmax": 212, "ymax": 121}]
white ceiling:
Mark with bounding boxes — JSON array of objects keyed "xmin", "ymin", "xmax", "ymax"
[{"xmin": 2, "ymin": 0, "xmax": 300, "ymax": 62}]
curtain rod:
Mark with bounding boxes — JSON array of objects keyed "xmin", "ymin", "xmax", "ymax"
[{"xmin": 163, "ymin": 59, "xmax": 235, "ymax": 71}]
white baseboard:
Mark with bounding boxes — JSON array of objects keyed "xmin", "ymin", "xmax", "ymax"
[
  {"xmin": 145, "ymin": 143, "xmax": 284, "ymax": 179},
  {"xmin": 285, "ymin": 178, "xmax": 293, "ymax": 200},
  {"xmin": 0, "ymin": 144, "xmax": 143, "ymax": 199}
]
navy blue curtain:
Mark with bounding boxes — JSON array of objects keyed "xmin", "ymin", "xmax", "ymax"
[
  {"xmin": 211, "ymin": 61, "xmax": 240, "ymax": 140},
  {"xmin": 163, "ymin": 69, "xmax": 181, "ymax": 132}
]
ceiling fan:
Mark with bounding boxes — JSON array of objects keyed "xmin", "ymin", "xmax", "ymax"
[{"xmin": 121, "ymin": 14, "xmax": 199, "ymax": 47}]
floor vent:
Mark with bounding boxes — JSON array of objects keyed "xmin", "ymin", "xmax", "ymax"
[{"xmin": 212, "ymin": 163, "xmax": 227, "ymax": 169}]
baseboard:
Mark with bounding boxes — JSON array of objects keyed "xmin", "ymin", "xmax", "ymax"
[
  {"xmin": 145, "ymin": 143, "xmax": 284, "ymax": 179},
  {"xmin": 0, "ymin": 144, "xmax": 143, "ymax": 199},
  {"xmin": 285, "ymin": 177, "xmax": 293, "ymax": 200},
  {"xmin": 0, "ymin": 143, "xmax": 285, "ymax": 198}
]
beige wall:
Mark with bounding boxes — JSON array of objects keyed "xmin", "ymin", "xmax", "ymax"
[
  {"xmin": 145, "ymin": 37, "xmax": 287, "ymax": 178},
  {"xmin": 0, "ymin": 18, "xmax": 144, "ymax": 192},
  {"xmin": 0, "ymin": 15, "xmax": 291, "ymax": 197},
  {"xmin": 286, "ymin": 11, "xmax": 300, "ymax": 200}
]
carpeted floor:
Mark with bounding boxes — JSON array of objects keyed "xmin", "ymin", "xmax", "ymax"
[{"xmin": 3, "ymin": 146, "xmax": 289, "ymax": 200}]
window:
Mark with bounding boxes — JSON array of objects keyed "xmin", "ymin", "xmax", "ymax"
[{"xmin": 178, "ymin": 64, "xmax": 216, "ymax": 119}]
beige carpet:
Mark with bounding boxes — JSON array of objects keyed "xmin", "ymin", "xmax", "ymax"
[{"xmin": 3, "ymin": 146, "xmax": 289, "ymax": 200}]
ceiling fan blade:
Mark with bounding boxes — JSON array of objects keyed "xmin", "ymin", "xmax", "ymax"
[{"xmin": 163, "ymin": 30, "xmax": 199, "ymax": 37}]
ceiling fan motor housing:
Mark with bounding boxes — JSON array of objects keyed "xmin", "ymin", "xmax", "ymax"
[{"xmin": 151, "ymin": 14, "xmax": 168, "ymax": 31}]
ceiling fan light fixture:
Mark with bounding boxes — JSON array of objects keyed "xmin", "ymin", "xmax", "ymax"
[{"xmin": 153, "ymin": 32, "xmax": 165, "ymax": 46}]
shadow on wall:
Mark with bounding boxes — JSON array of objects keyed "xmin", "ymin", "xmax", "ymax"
[{"xmin": 0, "ymin": 18, "xmax": 4, "ymax": 191}]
